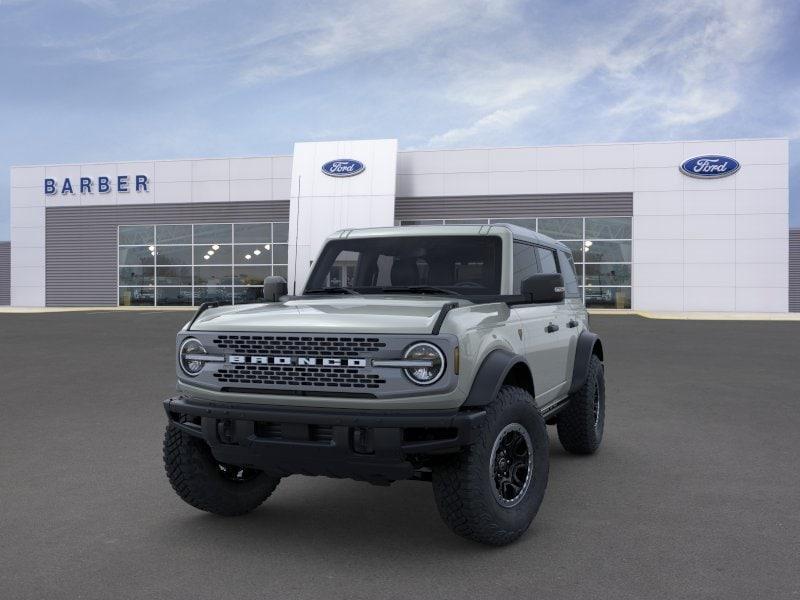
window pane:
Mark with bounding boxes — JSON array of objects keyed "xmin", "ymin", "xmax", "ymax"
[
  {"xmin": 538, "ymin": 218, "xmax": 582, "ymax": 239},
  {"xmin": 273, "ymin": 222, "xmax": 290, "ymax": 242},
  {"xmin": 273, "ymin": 244, "xmax": 288, "ymax": 264},
  {"xmin": 400, "ymin": 219, "xmax": 444, "ymax": 226},
  {"xmin": 558, "ymin": 251, "xmax": 580, "ymax": 298},
  {"xmin": 585, "ymin": 217, "xmax": 631, "ymax": 239},
  {"xmin": 234, "ymin": 223, "xmax": 270, "ymax": 243},
  {"xmin": 234, "ymin": 265, "xmax": 271, "ymax": 285},
  {"xmin": 194, "ymin": 286, "xmax": 232, "ymax": 305},
  {"xmin": 119, "ymin": 246, "xmax": 154, "ymax": 265},
  {"xmin": 119, "ymin": 225, "xmax": 153, "ymax": 245},
  {"xmin": 234, "ymin": 286, "xmax": 265, "ymax": 305},
  {"xmin": 575, "ymin": 263, "xmax": 583, "ymax": 284},
  {"xmin": 156, "ymin": 246, "xmax": 192, "ymax": 265},
  {"xmin": 584, "ymin": 240, "xmax": 631, "ymax": 262},
  {"xmin": 194, "ymin": 244, "xmax": 232, "ymax": 265},
  {"xmin": 584, "ymin": 287, "xmax": 631, "ymax": 309},
  {"xmin": 559, "ymin": 241, "xmax": 584, "ymax": 262},
  {"xmin": 119, "ymin": 267, "xmax": 154, "ymax": 286},
  {"xmin": 444, "ymin": 219, "xmax": 489, "ymax": 224},
  {"xmin": 490, "ymin": 218, "xmax": 537, "ymax": 232},
  {"xmin": 156, "ymin": 225, "xmax": 191, "ymax": 244},
  {"xmin": 157, "ymin": 287, "xmax": 192, "ymax": 306},
  {"xmin": 157, "ymin": 266, "xmax": 192, "ymax": 285},
  {"xmin": 584, "ymin": 264, "xmax": 631, "ymax": 286},
  {"xmin": 194, "ymin": 265, "xmax": 232, "ymax": 285},
  {"xmin": 536, "ymin": 247, "xmax": 559, "ymax": 274},
  {"xmin": 119, "ymin": 287, "xmax": 154, "ymax": 306},
  {"xmin": 194, "ymin": 223, "xmax": 231, "ymax": 244},
  {"xmin": 233, "ymin": 244, "xmax": 271, "ymax": 264},
  {"xmin": 273, "ymin": 266, "xmax": 288, "ymax": 280},
  {"xmin": 512, "ymin": 242, "xmax": 539, "ymax": 293}
]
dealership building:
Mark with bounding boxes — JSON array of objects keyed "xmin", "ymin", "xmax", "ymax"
[{"xmin": 4, "ymin": 137, "xmax": 798, "ymax": 312}]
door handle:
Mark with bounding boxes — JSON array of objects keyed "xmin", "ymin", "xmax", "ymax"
[
  {"xmin": 567, "ymin": 319, "xmax": 579, "ymax": 328},
  {"xmin": 546, "ymin": 322, "xmax": 559, "ymax": 333}
]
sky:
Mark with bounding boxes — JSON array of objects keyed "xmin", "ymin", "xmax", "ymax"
[{"xmin": 1, "ymin": 0, "xmax": 799, "ymax": 238}]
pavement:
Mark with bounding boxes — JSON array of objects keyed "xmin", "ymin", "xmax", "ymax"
[{"xmin": 0, "ymin": 312, "xmax": 798, "ymax": 600}]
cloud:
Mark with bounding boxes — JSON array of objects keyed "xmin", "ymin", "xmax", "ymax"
[{"xmin": 428, "ymin": 105, "xmax": 536, "ymax": 146}]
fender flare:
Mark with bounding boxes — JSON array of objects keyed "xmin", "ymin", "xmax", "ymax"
[
  {"xmin": 462, "ymin": 348, "xmax": 532, "ymax": 408},
  {"xmin": 568, "ymin": 330, "xmax": 604, "ymax": 395}
]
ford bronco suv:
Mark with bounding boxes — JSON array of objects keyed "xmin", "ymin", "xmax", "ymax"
[{"xmin": 163, "ymin": 224, "xmax": 605, "ymax": 545}]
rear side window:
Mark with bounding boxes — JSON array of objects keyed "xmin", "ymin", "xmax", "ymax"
[
  {"xmin": 558, "ymin": 250, "xmax": 580, "ymax": 298},
  {"xmin": 536, "ymin": 247, "xmax": 559, "ymax": 274},
  {"xmin": 513, "ymin": 242, "xmax": 540, "ymax": 293}
]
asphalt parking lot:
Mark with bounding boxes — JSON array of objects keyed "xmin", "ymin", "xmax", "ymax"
[{"xmin": 1, "ymin": 312, "xmax": 798, "ymax": 599}]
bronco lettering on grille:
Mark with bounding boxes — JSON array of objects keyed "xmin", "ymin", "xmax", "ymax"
[{"xmin": 228, "ymin": 355, "xmax": 368, "ymax": 367}]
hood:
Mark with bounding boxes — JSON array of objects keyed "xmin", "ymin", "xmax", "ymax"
[{"xmin": 189, "ymin": 296, "xmax": 465, "ymax": 334}]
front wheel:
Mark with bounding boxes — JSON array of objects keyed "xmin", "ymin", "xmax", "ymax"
[
  {"xmin": 432, "ymin": 385, "xmax": 549, "ymax": 546},
  {"xmin": 163, "ymin": 422, "xmax": 280, "ymax": 516}
]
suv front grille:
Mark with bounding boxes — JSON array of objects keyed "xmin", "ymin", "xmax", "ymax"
[
  {"xmin": 213, "ymin": 364, "xmax": 387, "ymax": 389},
  {"xmin": 212, "ymin": 335, "xmax": 386, "ymax": 358}
]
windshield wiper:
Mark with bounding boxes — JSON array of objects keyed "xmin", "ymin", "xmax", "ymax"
[
  {"xmin": 378, "ymin": 285, "xmax": 463, "ymax": 297},
  {"xmin": 305, "ymin": 287, "xmax": 360, "ymax": 295}
]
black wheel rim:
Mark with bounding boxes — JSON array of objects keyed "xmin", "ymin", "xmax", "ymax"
[
  {"xmin": 592, "ymin": 384, "xmax": 601, "ymax": 429},
  {"xmin": 490, "ymin": 423, "xmax": 533, "ymax": 507},
  {"xmin": 217, "ymin": 463, "xmax": 259, "ymax": 483}
]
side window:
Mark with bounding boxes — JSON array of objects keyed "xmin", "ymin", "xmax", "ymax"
[
  {"xmin": 536, "ymin": 247, "xmax": 559, "ymax": 274},
  {"xmin": 512, "ymin": 242, "xmax": 539, "ymax": 293},
  {"xmin": 558, "ymin": 250, "xmax": 580, "ymax": 298}
]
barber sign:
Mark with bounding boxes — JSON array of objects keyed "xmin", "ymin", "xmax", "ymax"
[
  {"xmin": 680, "ymin": 155, "xmax": 740, "ymax": 179},
  {"xmin": 321, "ymin": 159, "xmax": 365, "ymax": 177}
]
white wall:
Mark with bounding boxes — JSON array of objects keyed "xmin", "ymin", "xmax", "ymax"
[
  {"xmin": 287, "ymin": 139, "xmax": 397, "ymax": 292},
  {"xmin": 9, "ymin": 156, "xmax": 292, "ymax": 306},
  {"xmin": 397, "ymin": 138, "xmax": 789, "ymax": 313}
]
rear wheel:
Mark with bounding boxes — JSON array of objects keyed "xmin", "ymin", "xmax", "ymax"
[
  {"xmin": 556, "ymin": 354, "xmax": 605, "ymax": 454},
  {"xmin": 432, "ymin": 385, "xmax": 549, "ymax": 546},
  {"xmin": 163, "ymin": 422, "xmax": 280, "ymax": 516}
]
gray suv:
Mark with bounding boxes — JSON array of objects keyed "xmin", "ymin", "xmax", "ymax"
[{"xmin": 163, "ymin": 224, "xmax": 605, "ymax": 545}]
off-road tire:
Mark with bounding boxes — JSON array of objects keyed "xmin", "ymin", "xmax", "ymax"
[
  {"xmin": 556, "ymin": 354, "xmax": 605, "ymax": 454},
  {"xmin": 163, "ymin": 423, "xmax": 280, "ymax": 516},
  {"xmin": 431, "ymin": 385, "xmax": 549, "ymax": 546}
]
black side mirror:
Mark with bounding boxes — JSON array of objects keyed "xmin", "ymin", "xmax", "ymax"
[
  {"xmin": 521, "ymin": 273, "xmax": 565, "ymax": 303},
  {"xmin": 263, "ymin": 276, "xmax": 288, "ymax": 302}
]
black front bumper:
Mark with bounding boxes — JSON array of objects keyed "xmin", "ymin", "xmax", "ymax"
[{"xmin": 163, "ymin": 396, "xmax": 486, "ymax": 483}]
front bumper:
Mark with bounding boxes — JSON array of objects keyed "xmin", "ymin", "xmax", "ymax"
[{"xmin": 163, "ymin": 396, "xmax": 486, "ymax": 483}]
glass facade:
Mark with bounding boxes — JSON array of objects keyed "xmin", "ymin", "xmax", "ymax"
[
  {"xmin": 397, "ymin": 217, "xmax": 632, "ymax": 309},
  {"xmin": 118, "ymin": 222, "xmax": 289, "ymax": 307}
]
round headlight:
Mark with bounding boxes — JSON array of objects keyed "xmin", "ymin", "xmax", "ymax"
[
  {"xmin": 403, "ymin": 342, "xmax": 445, "ymax": 385},
  {"xmin": 179, "ymin": 337, "xmax": 207, "ymax": 376}
]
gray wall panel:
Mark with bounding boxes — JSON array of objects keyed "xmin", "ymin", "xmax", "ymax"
[
  {"xmin": 0, "ymin": 242, "xmax": 10, "ymax": 306},
  {"xmin": 46, "ymin": 201, "xmax": 289, "ymax": 307},
  {"xmin": 790, "ymin": 228, "xmax": 800, "ymax": 313},
  {"xmin": 395, "ymin": 193, "xmax": 633, "ymax": 220}
]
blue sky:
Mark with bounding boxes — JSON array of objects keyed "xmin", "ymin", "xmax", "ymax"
[{"xmin": 1, "ymin": 0, "xmax": 799, "ymax": 237}]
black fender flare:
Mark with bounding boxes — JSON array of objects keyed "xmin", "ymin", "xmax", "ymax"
[
  {"xmin": 568, "ymin": 331, "xmax": 604, "ymax": 395},
  {"xmin": 462, "ymin": 348, "xmax": 532, "ymax": 408}
]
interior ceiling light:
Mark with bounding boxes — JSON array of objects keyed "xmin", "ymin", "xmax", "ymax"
[
  {"xmin": 584, "ymin": 241, "xmax": 593, "ymax": 247},
  {"xmin": 212, "ymin": 244, "xmax": 220, "ymax": 251},
  {"xmin": 203, "ymin": 255, "xmax": 210, "ymax": 260},
  {"xmin": 148, "ymin": 245, "xmax": 155, "ymax": 251},
  {"xmin": 264, "ymin": 244, "xmax": 271, "ymax": 250},
  {"xmin": 253, "ymin": 249, "xmax": 261, "ymax": 255},
  {"xmin": 208, "ymin": 250, "xmax": 215, "ymax": 256},
  {"xmin": 245, "ymin": 254, "xmax": 252, "ymax": 260},
  {"xmin": 150, "ymin": 251, "xmax": 155, "ymax": 256}
]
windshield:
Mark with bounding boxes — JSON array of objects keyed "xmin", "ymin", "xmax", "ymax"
[{"xmin": 305, "ymin": 236, "xmax": 503, "ymax": 296}]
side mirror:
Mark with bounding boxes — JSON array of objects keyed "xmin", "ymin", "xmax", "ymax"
[
  {"xmin": 521, "ymin": 273, "xmax": 565, "ymax": 303},
  {"xmin": 263, "ymin": 276, "xmax": 288, "ymax": 302}
]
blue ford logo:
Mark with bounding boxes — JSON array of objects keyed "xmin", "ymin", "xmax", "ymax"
[
  {"xmin": 321, "ymin": 159, "xmax": 365, "ymax": 177},
  {"xmin": 680, "ymin": 155, "xmax": 740, "ymax": 178}
]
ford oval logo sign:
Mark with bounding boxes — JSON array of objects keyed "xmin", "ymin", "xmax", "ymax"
[
  {"xmin": 680, "ymin": 155, "xmax": 740, "ymax": 179},
  {"xmin": 321, "ymin": 159, "xmax": 365, "ymax": 177}
]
